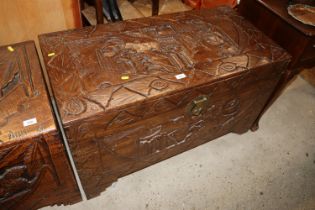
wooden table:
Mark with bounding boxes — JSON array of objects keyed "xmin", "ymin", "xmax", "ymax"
[
  {"xmin": 239, "ymin": 0, "xmax": 315, "ymax": 75},
  {"xmin": 238, "ymin": 0, "xmax": 315, "ymax": 119}
]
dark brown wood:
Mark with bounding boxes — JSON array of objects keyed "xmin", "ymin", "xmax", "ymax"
[
  {"xmin": 95, "ymin": 0, "xmax": 104, "ymax": 24},
  {"xmin": 80, "ymin": 0, "xmax": 85, "ymax": 10},
  {"xmin": 0, "ymin": 41, "xmax": 81, "ymax": 210},
  {"xmin": 238, "ymin": 0, "xmax": 315, "ymax": 130},
  {"xmin": 257, "ymin": 0, "xmax": 315, "ymax": 36},
  {"xmin": 239, "ymin": 0, "xmax": 315, "ymax": 72},
  {"xmin": 152, "ymin": 0, "xmax": 159, "ymax": 16},
  {"xmin": 39, "ymin": 7, "xmax": 291, "ymax": 199},
  {"xmin": 72, "ymin": 0, "xmax": 83, "ymax": 28}
]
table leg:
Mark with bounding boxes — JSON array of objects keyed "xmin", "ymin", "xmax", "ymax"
[
  {"xmin": 95, "ymin": 0, "xmax": 104, "ymax": 24},
  {"xmin": 152, "ymin": 0, "xmax": 159, "ymax": 16}
]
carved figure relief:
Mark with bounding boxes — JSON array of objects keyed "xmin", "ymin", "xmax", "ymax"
[
  {"xmin": 39, "ymin": 7, "xmax": 290, "ymax": 198},
  {"xmin": 39, "ymin": 7, "xmax": 288, "ymax": 123},
  {"xmin": 0, "ymin": 136, "xmax": 60, "ymax": 209},
  {"xmin": 96, "ymin": 96, "xmax": 241, "ymax": 162},
  {"xmin": 66, "ymin": 73, "xmax": 259, "ymax": 197}
]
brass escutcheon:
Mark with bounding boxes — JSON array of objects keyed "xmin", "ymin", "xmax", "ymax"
[{"xmin": 187, "ymin": 95, "xmax": 209, "ymax": 116}]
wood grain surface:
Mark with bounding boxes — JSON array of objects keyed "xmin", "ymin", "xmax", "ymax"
[
  {"xmin": 39, "ymin": 7, "xmax": 291, "ymax": 199},
  {"xmin": 239, "ymin": 0, "xmax": 315, "ymax": 70},
  {"xmin": 0, "ymin": 41, "xmax": 81, "ymax": 210}
]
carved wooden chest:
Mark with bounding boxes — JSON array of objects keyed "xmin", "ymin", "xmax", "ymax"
[
  {"xmin": 0, "ymin": 41, "xmax": 81, "ymax": 210},
  {"xmin": 39, "ymin": 7, "xmax": 291, "ymax": 199}
]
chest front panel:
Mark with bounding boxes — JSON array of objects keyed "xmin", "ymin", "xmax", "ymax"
[{"xmin": 65, "ymin": 63, "xmax": 284, "ymax": 198}]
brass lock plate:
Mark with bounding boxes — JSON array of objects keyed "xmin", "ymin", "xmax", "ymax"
[{"xmin": 187, "ymin": 95, "xmax": 209, "ymax": 116}]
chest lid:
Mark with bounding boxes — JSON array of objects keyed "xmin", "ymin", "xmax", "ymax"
[
  {"xmin": 39, "ymin": 7, "xmax": 290, "ymax": 125},
  {"xmin": 0, "ymin": 41, "xmax": 56, "ymax": 144}
]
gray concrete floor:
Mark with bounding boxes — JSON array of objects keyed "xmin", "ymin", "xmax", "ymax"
[{"xmin": 43, "ymin": 76, "xmax": 315, "ymax": 210}]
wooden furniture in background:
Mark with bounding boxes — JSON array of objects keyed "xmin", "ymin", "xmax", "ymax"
[
  {"xmin": 0, "ymin": 0, "xmax": 82, "ymax": 46},
  {"xmin": 39, "ymin": 7, "xmax": 290, "ymax": 199},
  {"xmin": 0, "ymin": 42, "xmax": 81, "ymax": 210},
  {"xmin": 239, "ymin": 0, "xmax": 315, "ymax": 75},
  {"xmin": 239, "ymin": 0, "xmax": 315, "ymax": 119},
  {"xmin": 95, "ymin": 0, "xmax": 105, "ymax": 24},
  {"xmin": 183, "ymin": 0, "xmax": 237, "ymax": 8},
  {"xmin": 82, "ymin": 0, "xmax": 159, "ymax": 24}
]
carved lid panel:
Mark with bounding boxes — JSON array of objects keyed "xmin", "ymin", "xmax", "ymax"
[
  {"xmin": 0, "ymin": 41, "xmax": 56, "ymax": 144},
  {"xmin": 39, "ymin": 7, "xmax": 290, "ymax": 125}
]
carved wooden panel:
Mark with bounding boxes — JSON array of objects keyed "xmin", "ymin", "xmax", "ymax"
[
  {"xmin": 65, "ymin": 64, "xmax": 284, "ymax": 198},
  {"xmin": 0, "ymin": 41, "xmax": 53, "ymax": 144},
  {"xmin": 39, "ymin": 7, "xmax": 291, "ymax": 198},
  {"xmin": 39, "ymin": 7, "xmax": 290, "ymax": 124},
  {"xmin": 0, "ymin": 42, "xmax": 81, "ymax": 210},
  {"xmin": 0, "ymin": 133, "xmax": 81, "ymax": 210}
]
